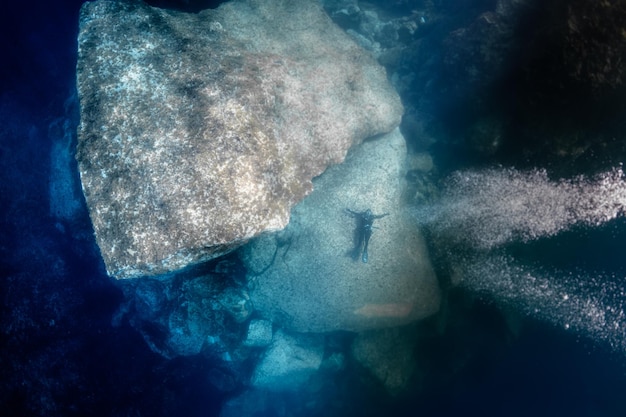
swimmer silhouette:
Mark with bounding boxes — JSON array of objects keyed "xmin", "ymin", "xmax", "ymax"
[{"xmin": 345, "ymin": 208, "xmax": 389, "ymax": 263}]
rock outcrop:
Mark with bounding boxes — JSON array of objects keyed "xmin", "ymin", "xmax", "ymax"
[
  {"xmin": 351, "ymin": 326, "xmax": 419, "ymax": 395},
  {"xmin": 243, "ymin": 319, "xmax": 273, "ymax": 348},
  {"xmin": 113, "ymin": 257, "xmax": 252, "ymax": 359},
  {"xmin": 251, "ymin": 331, "xmax": 324, "ymax": 391},
  {"xmin": 241, "ymin": 128, "xmax": 440, "ymax": 332},
  {"xmin": 76, "ymin": 0, "xmax": 402, "ymax": 279}
]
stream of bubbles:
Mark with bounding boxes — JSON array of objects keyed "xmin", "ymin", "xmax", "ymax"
[{"xmin": 414, "ymin": 166, "xmax": 626, "ymax": 350}]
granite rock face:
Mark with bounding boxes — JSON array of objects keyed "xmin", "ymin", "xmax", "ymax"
[
  {"xmin": 76, "ymin": 0, "xmax": 402, "ymax": 278},
  {"xmin": 241, "ymin": 128, "xmax": 440, "ymax": 333}
]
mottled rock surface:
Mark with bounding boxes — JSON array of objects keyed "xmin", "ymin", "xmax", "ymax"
[
  {"xmin": 251, "ymin": 331, "xmax": 324, "ymax": 391},
  {"xmin": 76, "ymin": 0, "xmax": 402, "ymax": 278},
  {"xmin": 243, "ymin": 319, "xmax": 273, "ymax": 347},
  {"xmin": 241, "ymin": 128, "xmax": 440, "ymax": 332},
  {"xmin": 114, "ymin": 257, "xmax": 251, "ymax": 359}
]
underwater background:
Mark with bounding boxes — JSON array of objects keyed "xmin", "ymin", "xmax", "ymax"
[{"xmin": 3, "ymin": 0, "xmax": 626, "ymax": 416}]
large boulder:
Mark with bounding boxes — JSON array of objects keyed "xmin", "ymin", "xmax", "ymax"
[
  {"xmin": 241, "ymin": 128, "xmax": 440, "ymax": 333},
  {"xmin": 76, "ymin": 0, "xmax": 402, "ymax": 279}
]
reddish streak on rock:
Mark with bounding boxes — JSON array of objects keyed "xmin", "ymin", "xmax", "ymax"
[{"xmin": 353, "ymin": 302, "xmax": 414, "ymax": 318}]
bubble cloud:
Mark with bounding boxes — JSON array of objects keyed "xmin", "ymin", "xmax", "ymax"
[
  {"xmin": 414, "ymin": 166, "xmax": 626, "ymax": 250},
  {"xmin": 461, "ymin": 254, "xmax": 626, "ymax": 351},
  {"xmin": 415, "ymin": 166, "xmax": 626, "ymax": 350}
]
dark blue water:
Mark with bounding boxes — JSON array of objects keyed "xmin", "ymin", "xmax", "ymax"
[
  {"xmin": 2, "ymin": 0, "xmax": 626, "ymax": 416},
  {"xmin": 1, "ymin": 1, "xmax": 226, "ymax": 415}
]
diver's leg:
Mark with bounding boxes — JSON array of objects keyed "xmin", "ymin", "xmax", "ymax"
[
  {"xmin": 361, "ymin": 230, "xmax": 372, "ymax": 263},
  {"xmin": 352, "ymin": 232, "xmax": 364, "ymax": 261}
]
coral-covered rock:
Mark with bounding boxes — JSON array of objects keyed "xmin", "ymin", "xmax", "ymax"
[{"xmin": 76, "ymin": 0, "xmax": 402, "ymax": 279}]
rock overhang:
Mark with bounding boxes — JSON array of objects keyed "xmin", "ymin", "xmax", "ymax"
[{"xmin": 75, "ymin": 0, "xmax": 403, "ymax": 278}]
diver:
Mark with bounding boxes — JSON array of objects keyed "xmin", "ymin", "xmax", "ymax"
[{"xmin": 345, "ymin": 208, "xmax": 389, "ymax": 263}]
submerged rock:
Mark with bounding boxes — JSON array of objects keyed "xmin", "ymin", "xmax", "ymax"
[
  {"xmin": 219, "ymin": 389, "xmax": 283, "ymax": 417},
  {"xmin": 251, "ymin": 331, "xmax": 324, "ymax": 391},
  {"xmin": 351, "ymin": 326, "xmax": 419, "ymax": 395},
  {"xmin": 76, "ymin": 0, "xmax": 402, "ymax": 279},
  {"xmin": 241, "ymin": 128, "xmax": 440, "ymax": 333},
  {"xmin": 115, "ymin": 262, "xmax": 250, "ymax": 360},
  {"xmin": 243, "ymin": 319, "xmax": 273, "ymax": 347}
]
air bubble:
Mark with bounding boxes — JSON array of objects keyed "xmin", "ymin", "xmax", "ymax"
[
  {"xmin": 414, "ymin": 167, "xmax": 626, "ymax": 250},
  {"xmin": 414, "ymin": 166, "xmax": 626, "ymax": 351}
]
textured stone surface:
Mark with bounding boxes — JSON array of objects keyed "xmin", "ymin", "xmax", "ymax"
[
  {"xmin": 243, "ymin": 319, "xmax": 273, "ymax": 347},
  {"xmin": 251, "ymin": 331, "xmax": 324, "ymax": 391},
  {"xmin": 114, "ymin": 260, "xmax": 251, "ymax": 359},
  {"xmin": 241, "ymin": 128, "xmax": 440, "ymax": 332},
  {"xmin": 351, "ymin": 326, "xmax": 418, "ymax": 395},
  {"xmin": 76, "ymin": 0, "xmax": 402, "ymax": 278}
]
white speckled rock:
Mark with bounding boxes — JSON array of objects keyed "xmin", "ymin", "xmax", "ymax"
[
  {"xmin": 76, "ymin": 0, "xmax": 402, "ymax": 278},
  {"xmin": 243, "ymin": 319, "xmax": 273, "ymax": 347},
  {"xmin": 241, "ymin": 128, "xmax": 440, "ymax": 333}
]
